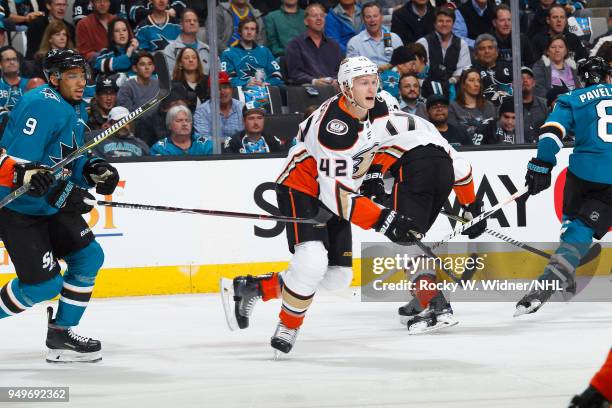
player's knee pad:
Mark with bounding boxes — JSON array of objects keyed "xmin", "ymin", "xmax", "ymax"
[
  {"xmin": 63, "ymin": 241, "xmax": 104, "ymax": 285},
  {"xmin": 20, "ymin": 273, "xmax": 64, "ymax": 304},
  {"xmin": 283, "ymin": 241, "xmax": 328, "ymax": 295},
  {"xmin": 319, "ymin": 266, "xmax": 353, "ymax": 291},
  {"xmin": 576, "ymin": 198, "xmax": 611, "ymax": 240}
]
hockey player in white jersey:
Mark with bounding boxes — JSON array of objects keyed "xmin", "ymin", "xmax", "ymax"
[
  {"xmin": 221, "ymin": 57, "xmax": 424, "ymax": 355},
  {"xmin": 360, "ymin": 110, "xmax": 487, "ymax": 334}
]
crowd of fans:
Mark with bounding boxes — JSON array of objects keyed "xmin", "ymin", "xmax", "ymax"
[{"xmin": 0, "ymin": 0, "xmax": 610, "ymax": 157}]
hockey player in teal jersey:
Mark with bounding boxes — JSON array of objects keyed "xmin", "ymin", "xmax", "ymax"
[
  {"xmin": 0, "ymin": 49, "xmax": 120, "ymax": 362},
  {"xmin": 515, "ymin": 56, "xmax": 612, "ymax": 316}
]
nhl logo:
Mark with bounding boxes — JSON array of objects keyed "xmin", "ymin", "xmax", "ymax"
[
  {"xmin": 326, "ymin": 119, "xmax": 348, "ymax": 135},
  {"xmin": 590, "ymin": 211, "xmax": 599, "ymax": 222}
]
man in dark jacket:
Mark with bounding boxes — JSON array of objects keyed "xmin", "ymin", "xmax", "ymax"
[
  {"xmin": 532, "ymin": 4, "xmax": 587, "ymax": 61},
  {"xmin": 223, "ymin": 105, "xmax": 286, "ymax": 153},
  {"xmin": 390, "ymin": 0, "xmax": 434, "ymax": 45}
]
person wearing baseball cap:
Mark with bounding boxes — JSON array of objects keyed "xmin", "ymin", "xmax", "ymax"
[
  {"xmin": 222, "ymin": 103, "xmax": 286, "ymax": 154},
  {"xmin": 379, "ymin": 46, "xmax": 417, "ymax": 98},
  {"xmin": 87, "ymin": 74, "xmax": 119, "ymax": 130},
  {"xmin": 425, "ymin": 93, "xmax": 471, "ymax": 147},
  {"xmin": 194, "ymin": 71, "xmax": 245, "ymax": 145},
  {"xmin": 86, "ymin": 106, "xmax": 150, "ymax": 158},
  {"xmin": 521, "ymin": 66, "xmax": 548, "ymax": 143}
]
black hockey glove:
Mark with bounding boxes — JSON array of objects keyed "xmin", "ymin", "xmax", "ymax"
[
  {"xmin": 13, "ymin": 162, "xmax": 55, "ymax": 197},
  {"xmin": 374, "ymin": 209, "xmax": 423, "ymax": 244},
  {"xmin": 568, "ymin": 385, "xmax": 608, "ymax": 408},
  {"xmin": 461, "ymin": 199, "xmax": 486, "ymax": 239},
  {"xmin": 47, "ymin": 180, "xmax": 95, "ymax": 214},
  {"xmin": 83, "ymin": 157, "xmax": 119, "ymax": 195},
  {"xmin": 525, "ymin": 158, "xmax": 553, "ymax": 196},
  {"xmin": 360, "ymin": 164, "xmax": 386, "ymax": 203}
]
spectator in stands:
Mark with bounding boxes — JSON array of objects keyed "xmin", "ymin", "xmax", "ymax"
[
  {"xmin": 425, "ymin": 93, "xmax": 472, "ymax": 147},
  {"xmin": 532, "ymin": 5, "xmax": 587, "ymax": 62},
  {"xmin": 458, "ymin": 0, "xmax": 495, "ymax": 48},
  {"xmin": 26, "ymin": 0, "xmax": 74, "ymax": 59},
  {"xmin": 135, "ymin": 85, "xmax": 190, "ymax": 146},
  {"xmin": 6, "ymin": 0, "xmax": 44, "ymax": 28},
  {"xmin": 171, "ymin": 47, "xmax": 208, "ymax": 111},
  {"xmin": 223, "ymin": 105, "xmax": 285, "ymax": 154},
  {"xmin": 398, "ymin": 74, "xmax": 427, "ymax": 118},
  {"xmin": 0, "ymin": 46, "xmax": 29, "ymax": 112},
  {"xmin": 32, "ymin": 19, "xmax": 73, "ymax": 78},
  {"xmin": 194, "ymin": 71, "xmax": 244, "ymax": 144},
  {"xmin": 324, "ymin": 0, "xmax": 363, "ymax": 55},
  {"xmin": 347, "ymin": 2, "xmax": 402, "ymax": 70},
  {"xmin": 136, "ymin": 0, "xmax": 181, "ymax": 52},
  {"xmin": 492, "ymin": 4, "xmax": 536, "ymax": 67},
  {"xmin": 151, "ymin": 105, "xmax": 213, "ymax": 156},
  {"xmin": 380, "ymin": 45, "xmax": 416, "ymax": 98},
  {"xmin": 72, "ymin": 0, "xmax": 125, "ymax": 26},
  {"xmin": 527, "ymin": 0, "xmax": 555, "ymax": 37},
  {"xmin": 546, "ymin": 83, "xmax": 570, "ymax": 111},
  {"xmin": 129, "ymin": 0, "xmax": 184, "ymax": 26},
  {"xmin": 87, "ymin": 74, "xmax": 119, "ymax": 130},
  {"xmin": 95, "ymin": 18, "xmax": 137, "ymax": 77},
  {"xmin": 221, "ymin": 17, "xmax": 284, "ymax": 87},
  {"xmin": 532, "ymin": 34, "xmax": 580, "ymax": 98},
  {"xmin": 76, "ymin": 0, "xmax": 116, "ymax": 63},
  {"xmin": 416, "ymin": 7, "xmax": 470, "ymax": 90},
  {"xmin": 479, "ymin": 98, "xmax": 515, "ymax": 144},
  {"xmin": 217, "ymin": 0, "xmax": 265, "ymax": 52},
  {"xmin": 448, "ymin": 68, "xmax": 496, "ymax": 145},
  {"xmin": 264, "ymin": 0, "xmax": 305, "ymax": 58},
  {"xmin": 521, "ymin": 66, "xmax": 547, "ymax": 143},
  {"xmin": 88, "ymin": 106, "xmax": 150, "ymax": 157},
  {"xmin": 390, "ymin": 0, "xmax": 434, "ymax": 46},
  {"xmin": 590, "ymin": 9, "xmax": 612, "ymax": 57},
  {"xmin": 117, "ymin": 51, "xmax": 160, "ymax": 111},
  {"xmin": 164, "ymin": 9, "xmax": 211, "ymax": 76},
  {"xmin": 285, "ymin": 3, "xmax": 343, "ymax": 86},
  {"xmin": 472, "ymin": 33, "xmax": 512, "ymax": 106}
]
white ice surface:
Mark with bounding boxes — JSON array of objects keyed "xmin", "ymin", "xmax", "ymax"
[{"xmin": 1, "ymin": 291, "xmax": 611, "ymax": 408}]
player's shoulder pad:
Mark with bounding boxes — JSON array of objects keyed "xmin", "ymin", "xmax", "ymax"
[{"xmin": 317, "ymin": 98, "xmax": 360, "ymax": 151}]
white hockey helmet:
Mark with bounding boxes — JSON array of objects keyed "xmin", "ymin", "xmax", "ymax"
[{"xmin": 338, "ymin": 56, "xmax": 379, "ymax": 107}]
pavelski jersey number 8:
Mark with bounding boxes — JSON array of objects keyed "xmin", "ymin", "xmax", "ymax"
[{"xmin": 276, "ymin": 92, "xmax": 476, "ymax": 232}]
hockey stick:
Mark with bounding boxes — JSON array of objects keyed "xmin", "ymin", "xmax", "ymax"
[
  {"xmin": 84, "ymin": 199, "xmax": 320, "ymax": 224},
  {"xmin": 429, "ymin": 186, "xmax": 529, "ymax": 250},
  {"xmin": 0, "ymin": 52, "xmax": 170, "ymax": 210},
  {"xmin": 439, "ymin": 210, "xmax": 602, "ymax": 267}
]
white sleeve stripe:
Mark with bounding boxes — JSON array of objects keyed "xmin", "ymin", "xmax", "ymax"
[
  {"xmin": 539, "ymin": 133, "xmax": 564, "ymax": 149},
  {"xmin": 541, "ymin": 121, "xmax": 566, "ymax": 138}
]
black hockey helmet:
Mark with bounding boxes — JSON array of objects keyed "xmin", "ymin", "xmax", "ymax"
[
  {"xmin": 577, "ymin": 56, "xmax": 610, "ymax": 86},
  {"xmin": 43, "ymin": 49, "xmax": 92, "ymax": 83}
]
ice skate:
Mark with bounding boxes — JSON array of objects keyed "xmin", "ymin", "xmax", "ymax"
[
  {"xmin": 271, "ymin": 321, "xmax": 299, "ymax": 358},
  {"xmin": 514, "ymin": 260, "xmax": 575, "ymax": 317},
  {"xmin": 221, "ymin": 274, "xmax": 279, "ymax": 331},
  {"xmin": 45, "ymin": 307, "xmax": 102, "ymax": 363},
  {"xmin": 407, "ymin": 293, "xmax": 458, "ymax": 335},
  {"xmin": 398, "ymin": 297, "xmax": 423, "ymax": 326},
  {"xmin": 514, "ymin": 282, "xmax": 556, "ymax": 317}
]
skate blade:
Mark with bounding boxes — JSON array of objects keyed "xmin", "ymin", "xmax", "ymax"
[
  {"xmin": 273, "ymin": 349, "xmax": 282, "ymax": 361},
  {"xmin": 514, "ymin": 301, "xmax": 541, "ymax": 317},
  {"xmin": 408, "ymin": 318, "xmax": 459, "ymax": 335},
  {"xmin": 46, "ymin": 349, "xmax": 102, "ymax": 363},
  {"xmin": 220, "ymin": 278, "xmax": 239, "ymax": 331}
]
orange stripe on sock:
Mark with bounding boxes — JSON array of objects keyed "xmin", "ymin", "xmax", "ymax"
[{"xmin": 280, "ymin": 308, "xmax": 304, "ymax": 329}]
